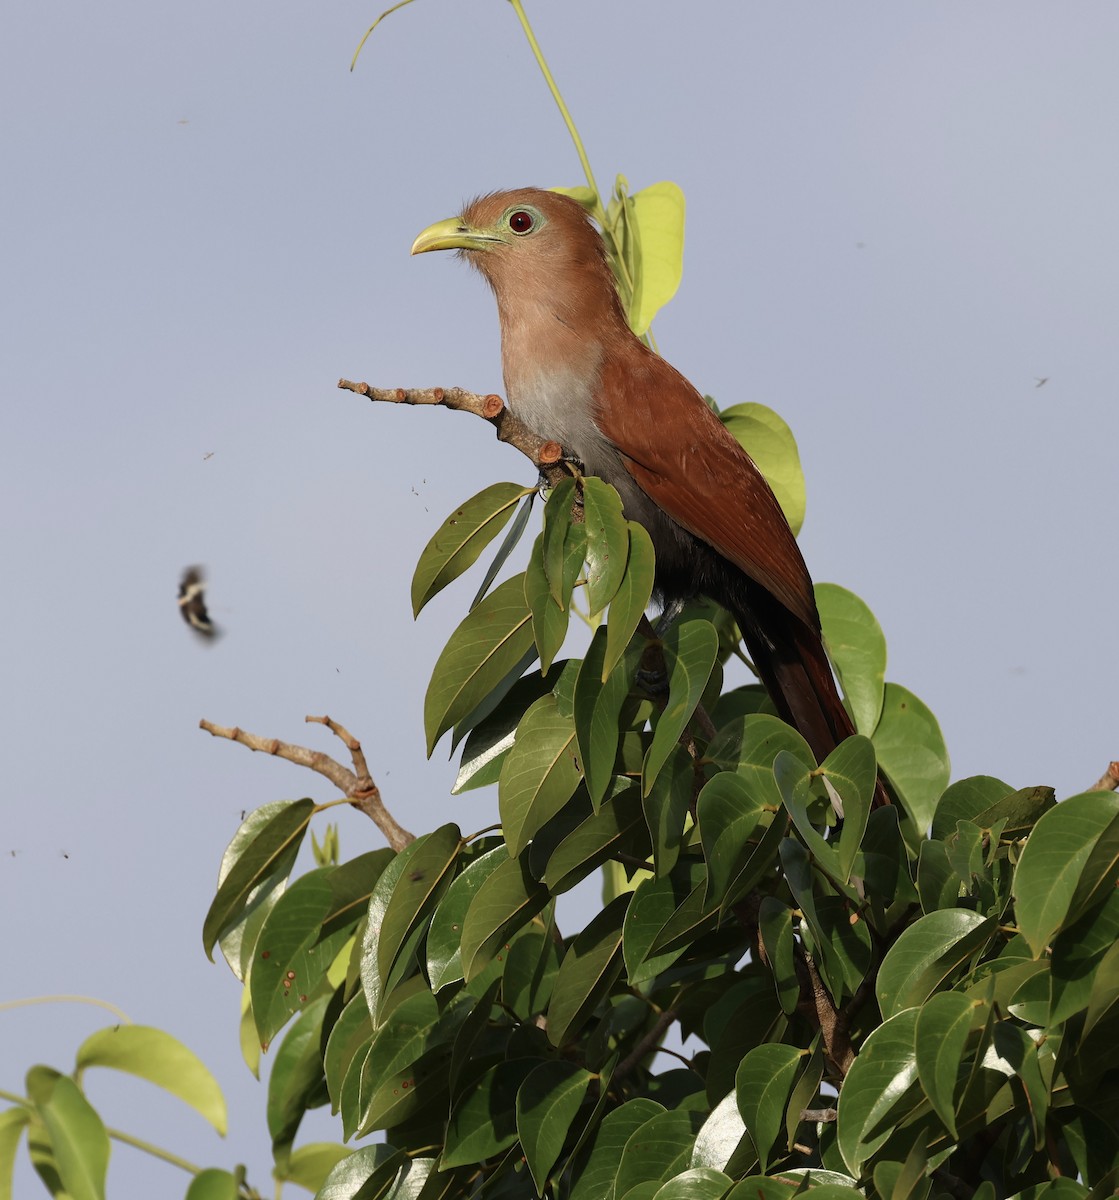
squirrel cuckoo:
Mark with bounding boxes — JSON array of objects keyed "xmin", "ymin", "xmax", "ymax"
[{"xmin": 412, "ymin": 188, "xmax": 886, "ymax": 804}]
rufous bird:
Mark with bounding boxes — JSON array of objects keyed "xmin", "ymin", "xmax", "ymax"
[{"xmin": 412, "ymin": 188, "xmax": 888, "ymax": 806}]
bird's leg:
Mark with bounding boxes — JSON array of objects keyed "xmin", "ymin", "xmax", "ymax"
[{"xmin": 654, "ymin": 596, "xmax": 688, "ymax": 637}]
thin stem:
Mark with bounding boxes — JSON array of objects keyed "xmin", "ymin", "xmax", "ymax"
[
  {"xmin": 507, "ymin": 0, "xmax": 603, "ymax": 217},
  {"xmin": 104, "ymin": 1125, "xmax": 207, "ymax": 1175},
  {"xmin": 0, "ymin": 995, "xmax": 132, "ymax": 1023}
]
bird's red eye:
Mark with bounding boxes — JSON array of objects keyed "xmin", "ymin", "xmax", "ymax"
[{"xmin": 508, "ymin": 210, "xmax": 534, "ymax": 234}]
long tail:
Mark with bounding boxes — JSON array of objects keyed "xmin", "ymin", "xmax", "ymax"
[{"xmin": 734, "ymin": 595, "xmax": 893, "ymax": 810}]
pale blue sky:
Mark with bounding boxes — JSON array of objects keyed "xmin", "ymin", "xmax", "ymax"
[{"xmin": 2, "ymin": 1, "xmax": 1117, "ymax": 1194}]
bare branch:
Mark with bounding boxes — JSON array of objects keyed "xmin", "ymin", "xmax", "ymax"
[
  {"xmin": 615, "ymin": 1008, "xmax": 679, "ymax": 1081},
  {"xmin": 199, "ymin": 717, "xmax": 414, "ymax": 851},
  {"xmin": 338, "ymin": 379, "xmax": 574, "ymax": 487},
  {"xmin": 1091, "ymin": 761, "xmax": 1119, "ymax": 793}
]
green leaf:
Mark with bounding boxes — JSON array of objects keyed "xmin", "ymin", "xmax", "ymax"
[
  {"xmin": 203, "ymin": 798, "xmax": 315, "ymax": 961},
  {"xmin": 575, "ymin": 627, "xmax": 642, "ymax": 810},
  {"xmin": 758, "ymin": 899, "xmax": 799, "ymax": 1015},
  {"xmin": 643, "ymin": 620, "xmax": 719, "ymax": 795},
  {"xmin": 643, "ymin": 744, "xmax": 694, "ymax": 877},
  {"xmin": 26, "ymin": 1069, "xmax": 109, "ymax": 1200},
  {"xmin": 411, "ymin": 482, "xmax": 530, "ymax": 616},
  {"xmin": 324, "ymin": 991, "xmax": 373, "ymax": 1117},
  {"xmin": 929, "ymin": 775, "xmax": 1013, "ymax": 841},
  {"xmin": 424, "ymin": 574, "xmax": 536, "ymax": 754},
  {"xmin": 626, "ymin": 181, "xmax": 686, "ymax": 336},
  {"xmin": 427, "ymin": 845, "xmax": 506, "ymax": 991},
  {"xmin": 735, "ymin": 1044, "xmax": 805, "ymax": 1174},
  {"xmin": 517, "ymin": 1061, "xmax": 594, "ymax": 1193},
  {"xmin": 525, "ymin": 534, "xmax": 569, "ymax": 673},
  {"xmin": 75, "ymin": 1025, "xmax": 226, "ymax": 1135},
  {"xmin": 835, "ymin": 1008, "xmax": 921, "ymax": 1175},
  {"xmin": 815, "ymin": 584, "xmax": 886, "ymax": 736},
  {"xmin": 569, "ymin": 1099, "xmax": 665, "ymax": 1200},
  {"xmin": 876, "ymin": 910, "xmax": 996, "ymax": 1020},
  {"xmin": 547, "ymin": 894, "xmax": 629, "ymax": 1046},
  {"xmin": 820, "ymin": 736, "xmax": 877, "ymax": 883},
  {"xmin": 471, "ymin": 489, "xmax": 537, "ymax": 609},
  {"xmin": 707, "ymin": 713, "xmax": 814, "ymax": 805},
  {"xmin": 0, "ymin": 1107, "xmax": 30, "ymax": 1200},
  {"xmin": 772, "ymin": 752, "xmax": 844, "ymax": 884},
  {"xmin": 623, "ymin": 866, "xmax": 704, "ymax": 986},
  {"xmin": 373, "ymin": 824, "xmax": 461, "ymax": 1004},
  {"xmin": 543, "ymin": 477, "xmax": 581, "ymax": 606},
  {"xmin": 279, "ymin": 1143, "xmax": 352, "ymax": 1193},
  {"xmin": 543, "ymin": 783, "xmax": 647, "ymax": 895},
  {"xmin": 583, "ymin": 479, "xmax": 629, "ymax": 615},
  {"xmin": 460, "ymin": 854, "xmax": 549, "ymax": 981},
  {"xmin": 1015, "ymin": 790, "xmax": 1119, "ymax": 957},
  {"xmin": 251, "ymin": 867, "xmax": 355, "ymax": 1045},
  {"xmin": 500, "ymin": 695, "xmax": 582, "ymax": 856},
  {"xmin": 697, "ymin": 772, "xmax": 766, "ymax": 907},
  {"xmin": 604, "ymin": 523, "xmax": 655, "ymax": 679},
  {"xmin": 913, "ymin": 991, "xmax": 976, "ymax": 1137},
  {"xmin": 453, "ymin": 663, "xmax": 568, "ymax": 794},
  {"xmin": 615, "ymin": 1108, "xmax": 701, "ymax": 1196},
  {"xmin": 184, "ymin": 1169, "xmax": 239, "ymax": 1200},
  {"xmin": 720, "ymin": 403, "xmax": 806, "ymax": 536},
  {"xmin": 316, "ymin": 1144, "xmax": 409, "ymax": 1200},
  {"xmin": 871, "ymin": 683, "xmax": 949, "ymax": 834},
  {"xmin": 690, "ymin": 1091, "xmax": 750, "ymax": 1173},
  {"xmin": 651, "ymin": 1168, "xmax": 733, "ymax": 1200},
  {"xmin": 268, "ymin": 995, "xmax": 331, "ymax": 1167},
  {"xmin": 443, "ymin": 1058, "xmax": 541, "ymax": 1168},
  {"xmin": 357, "ymin": 991, "xmax": 447, "ymax": 1131}
]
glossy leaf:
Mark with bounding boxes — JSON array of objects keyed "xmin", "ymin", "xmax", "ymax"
[
  {"xmin": 690, "ymin": 1091, "xmax": 750, "ymax": 1173},
  {"xmin": 525, "ymin": 533, "xmax": 569, "ymax": 673},
  {"xmin": 575, "ymin": 626, "xmax": 641, "ymax": 809},
  {"xmin": 471, "ymin": 488, "xmax": 536, "ymax": 609},
  {"xmin": 542, "ymin": 477, "xmax": 580, "ymax": 605},
  {"xmin": 735, "ymin": 1044, "xmax": 805, "ymax": 1173},
  {"xmin": 913, "ymin": 991, "xmax": 975, "ymax": 1137},
  {"xmin": 251, "ymin": 867, "xmax": 355, "ymax": 1046},
  {"xmin": 615, "ymin": 1108, "xmax": 701, "ymax": 1196},
  {"xmin": 876, "ymin": 910, "xmax": 995, "ymax": 1020},
  {"xmin": 543, "ymin": 783, "xmax": 647, "ymax": 895},
  {"xmin": 203, "ymin": 798, "xmax": 315, "ymax": 960},
  {"xmin": 517, "ymin": 1060, "xmax": 593, "ymax": 1192},
  {"xmin": 427, "ymin": 845, "xmax": 506, "ymax": 991},
  {"xmin": 1015, "ymin": 790, "xmax": 1119, "ymax": 957},
  {"xmin": 442, "ymin": 1058, "xmax": 541, "ymax": 1168},
  {"xmin": 459, "ymin": 854, "xmax": 549, "ymax": 981},
  {"xmin": 697, "ymin": 772, "xmax": 766, "ymax": 907},
  {"xmin": 836, "ymin": 1008, "xmax": 921, "ymax": 1175},
  {"xmin": 643, "ymin": 619, "xmax": 719, "ymax": 795},
  {"xmin": 75, "ymin": 1024, "xmax": 226, "ymax": 1135},
  {"xmin": 820, "ymin": 735, "xmax": 877, "ymax": 882},
  {"xmin": 569, "ymin": 1099, "xmax": 665, "ymax": 1200},
  {"xmin": 547, "ymin": 894, "xmax": 629, "ymax": 1046},
  {"xmin": 871, "ymin": 683, "xmax": 950, "ymax": 834},
  {"xmin": 411, "ymin": 482, "xmax": 529, "ymax": 616},
  {"xmin": 651, "ymin": 1168, "xmax": 733, "ymax": 1200},
  {"xmin": 720, "ymin": 402, "xmax": 806, "ymax": 536},
  {"xmin": 316, "ymin": 1144, "xmax": 408, "ymax": 1200},
  {"xmin": 424, "ymin": 574, "xmax": 535, "ymax": 754},
  {"xmin": 815, "ymin": 583, "xmax": 886, "ymax": 736},
  {"xmin": 643, "ymin": 743, "xmax": 693, "ymax": 878},
  {"xmin": 373, "ymin": 824, "xmax": 461, "ymax": 1003},
  {"xmin": 604, "ymin": 522, "xmax": 655, "ymax": 679},
  {"xmin": 268, "ymin": 996, "xmax": 331, "ymax": 1166},
  {"xmin": 453, "ymin": 662, "xmax": 568, "ymax": 794},
  {"xmin": 500, "ymin": 695, "xmax": 581, "ymax": 856},
  {"xmin": 583, "ymin": 478, "xmax": 629, "ymax": 615}
]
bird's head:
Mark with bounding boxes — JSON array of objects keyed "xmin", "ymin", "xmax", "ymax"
[{"xmin": 411, "ymin": 188, "xmax": 624, "ymax": 327}]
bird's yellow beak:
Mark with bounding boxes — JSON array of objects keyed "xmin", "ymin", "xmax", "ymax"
[{"xmin": 410, "ymin": 217, "xmax": 505, "ymax": 256}]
